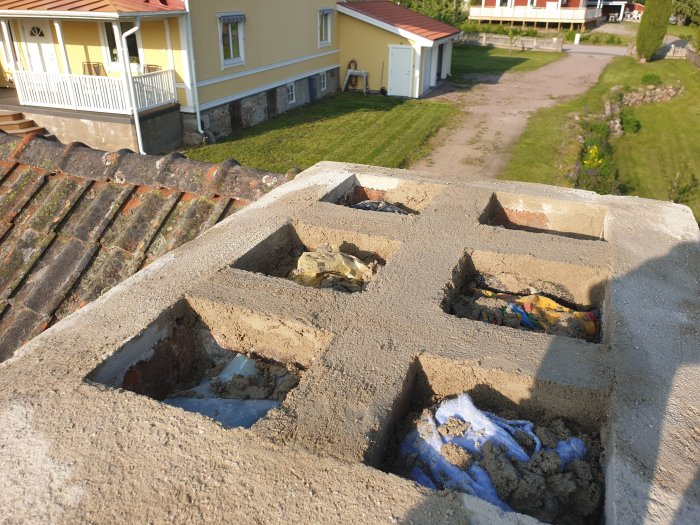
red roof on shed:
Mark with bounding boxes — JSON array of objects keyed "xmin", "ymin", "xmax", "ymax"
[
  {"xmin": 0, "ymin": 0, "xmax": 185, "ymax": 14},
  {"xmin": 339, "ymin": 1, "xmax": 461, "ymax": 42}
]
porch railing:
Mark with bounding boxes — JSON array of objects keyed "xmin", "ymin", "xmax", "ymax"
[
  {"xmin": 13, "ymin": 69, "xmax": 177, "ymax": 115},
  {"xmin": 133, "ymin": 70, "xmax": 178, "ymax": 112},
  {"xmin": 469, "ymin": 6, "xmax": 602, "ymax": 22}
]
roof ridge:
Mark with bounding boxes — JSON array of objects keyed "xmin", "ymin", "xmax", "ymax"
[{"xmin": 0, "ymin": 132, "xmax": 283, "ymax": 202}]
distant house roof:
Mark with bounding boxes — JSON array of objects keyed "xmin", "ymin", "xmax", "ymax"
[
  {"xmin": 337, "ymin": 1, "xmax": 461, "ymax": 45},
  {"xmin": 0, "ymin": 0, "xmax": 185, "ymax": 17},
  {"xmin": 0, "ymin": 132, "xmax": 283, "ymax": 362}
]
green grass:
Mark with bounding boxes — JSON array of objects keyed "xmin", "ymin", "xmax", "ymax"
[
  {"xmin": 501, "ymin": 57, "xmax": 700, "ymax": 219},
  {"xmin": 664, "ymin": 23, "xmax": 696, "ymax": 40},
  {"xmin": 622, "ymin": 21, "xmax": 697, "ymax": 40},
  {"xmin": 184, "ymin": 93, "xmax": 457, "ymax": 173},
  {"xmin": 451, "ymin": 44, "xmax": 563, "ymax": 76},
  {"xmin": 579, "ymin": 32, "xmax": 634, "ymax": 46}
]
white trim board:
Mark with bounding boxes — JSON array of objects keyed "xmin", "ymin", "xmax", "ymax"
[
  {"xmin": 197, "ymin": 48, "xmax": 339, "ymax": 88},
  {"xmin": 336, "ymin": 4, "xmax": 459, "ymax": 48},
  {"xmin": 198, "ymin": 63, "xmax": 339, "ymax": 111},
  {"xmin": 0, "ymin": 10, "xmax": 186, "ymax": 21}
]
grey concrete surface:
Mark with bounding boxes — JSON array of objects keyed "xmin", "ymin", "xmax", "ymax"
[{"xmin": 0, "ymin": 162, "xmax": 698, "ymax": 524}]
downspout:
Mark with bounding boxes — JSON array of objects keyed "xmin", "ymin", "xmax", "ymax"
[
  {"xmin": 122, "ymin": 18, "xmax": 145, "ymax": 154},
  {"xmin": 183, "ymin": 0, "xmax": 204, "ymax": 136}
]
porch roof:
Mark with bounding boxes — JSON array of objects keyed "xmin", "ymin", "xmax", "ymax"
[{"xmin": 0, "ymin": 0, "xmax": 185, "ymax": 19}]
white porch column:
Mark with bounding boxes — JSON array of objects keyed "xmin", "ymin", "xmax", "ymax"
[
  {"xmin": 619, "ymin": 3, "xmax": 625, "ymax": 20},
  {"xmin": 164, "ymin": 19, "xmax": 175, "ymax": 71},
  {"xmin": 481, "ymin": 0, "xmax": 485, "ymax": 7},
  {"xmin": 53, "ymin": 20, "xmax": 71, "ymax": 74},
  {"xmin": 177, "ymin": 16, "xmax": 194, "ymax": 109},
  {"xmin": 430, "ymin": 44, "xmax": 439, "ymax": 87},
  {"xmin": 53, "ymin": 19, "xmax": 77, "ymax": 109},
  {"xmin": 0, "ymin": 19, "xmax": 15, "ymax": 71},
  {"xmin": 441, "ymin": 42, "xmax": 451, "ymax": 80},
  {"xmin": 413, "ymin": 46, "xmax": 421, "ymax": 98}
]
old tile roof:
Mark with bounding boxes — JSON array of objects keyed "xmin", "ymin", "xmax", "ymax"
[
  {"xmin": 0, "ymin": 0, "xmax": 185, "ymax": 15},
  {"xmin": 0, "ymin": 131, "xmax": 283, "ymax": 362},
  {"xmin": 340, "ymin": 1, "xmax": 461, "ymax": 42}
]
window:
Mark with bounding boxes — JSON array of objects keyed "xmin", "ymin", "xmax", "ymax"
[
  {"xmin": 218, "ymin": 13, "xmax": 245, "ymax": 67},
  {"xmin": 287, "ymin": 83, "xmax": 296, "ymax": 104},
  {"xmin": 318, "ymin": 8, "xmax": 332, "ymax": 47},
  {"xmin": 29, "ymin": 26, "xmax": 44, "ymax": 37},
  {"xmin": 320, "ymin": 72, "xmax": 327, "ymax": 91},
  {"xmin": 104, "ymin": 22, "xmax": 139, "ymax": 64}
]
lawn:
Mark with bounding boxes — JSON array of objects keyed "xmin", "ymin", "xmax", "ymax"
[
  {"xmin": 621, "ymin": 21, "xmax": 697, "ymax": 41},
  {"xmin": 451, "ymin": 44, "xmax": 563, "ymax": 76},
  {"xmin": 663, "ymin": 23, "xmax": 697, "ymax": 40},
  {"xmin": 500, "ymin": 57, "xmax": 700, "ymax": 220},
  {"xmin": 185, "ymin": 94, "xmax": 457, "ymax": 173}
]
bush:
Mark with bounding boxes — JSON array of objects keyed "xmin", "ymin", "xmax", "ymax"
[
  {"xmin": 641, "ymin": 72, "xmax": 663, "ymax": 85},
  {"xmin": 620, "ymin": 107, "xmax": 641, "ymax": 133},
  {"xmin": 606, "ymin": 34, "xmax": 623, "ymax": 44},
  {"xmin": 636, "ymin": 0, "xmax": 674, "ymax": 59}
]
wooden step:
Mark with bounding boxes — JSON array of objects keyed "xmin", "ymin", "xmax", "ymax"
[
  {"xmin": 0, "ymin": 118, "xmax": 36, "ymax": 131},
  {"xmin": 0, "ymin": 111, "xmax": 23, "ymax": 123},
  {"xmin": 5, "ymin": 126, "xmax": 46, "ymax": 136}
]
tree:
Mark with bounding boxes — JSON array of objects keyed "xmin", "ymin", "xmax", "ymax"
[
  {"xmin": 393, "ymin": 1, "xmax": 467, "ymax": 26},
  {"xmin": 636, "ymin": 0, "xmax": 674, "ymax": 60},
  {"xmin": 672, "ymin": 0, "xmax": 700, "ymax": 25}
]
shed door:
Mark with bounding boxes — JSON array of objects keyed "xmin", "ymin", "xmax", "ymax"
[
  {"xmin": 24, "ymin": 21, "xmax": 59, "ymax": 73},
  {"xmin": 388, "ymin": 45, "xmax": 412, "ymax": 97}
]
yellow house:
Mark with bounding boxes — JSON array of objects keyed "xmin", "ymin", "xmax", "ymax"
[
  {"xmin": 0, "ymin": 0, "xmax": 457, "ymax": 154},
  {"xmin": 338, "ymin": 1, "xmax": 461, "ymax": 98},
  {"xmin": 0, "ymin": 0, "xmax": 341, "ymax": 153}
]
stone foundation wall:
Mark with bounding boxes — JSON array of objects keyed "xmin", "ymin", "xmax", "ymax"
[
  {"xmin": 182, "ymin": 68, "xmax": 340, "ymax": 146},
  {"xmin": 140, "ymin": 105, "xmax": 183, "ymax": 155}
]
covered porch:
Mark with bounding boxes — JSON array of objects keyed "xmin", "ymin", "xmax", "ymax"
[
  {"xmin": 11, "ymin": 67, "xmax": 176, "ymax": 114},
  {"xmin": 0, "ymin": 14, "xmax": 186, "ymax": 116}
]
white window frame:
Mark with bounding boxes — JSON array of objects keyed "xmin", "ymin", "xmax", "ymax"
[
  {"xmin": 319, "ymin": 71, "xmax": 327, "ymax": 91},
  {"xmin": 318, "ymin": 9, "xmax": 332, "ymax": 48},
  {"xmin": 286, "ymin": 82, "xmax": 296, "ymax": 104},
  {"xmin": 98, "ymin": 21, "xmax": 144, "ymax": 74},
  {"xmin": 217, "ymin": 12, "xmax": 245, "ymax": 69}
]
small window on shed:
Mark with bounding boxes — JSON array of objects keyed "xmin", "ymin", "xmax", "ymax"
[{"xmin": 287, "ymin": 83, "xmax": 296, "ymax": 104}]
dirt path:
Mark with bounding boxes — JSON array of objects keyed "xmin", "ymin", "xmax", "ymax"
[{"xmin": 411, "ymin": 52, "xmax": 615, "ymax": 181}]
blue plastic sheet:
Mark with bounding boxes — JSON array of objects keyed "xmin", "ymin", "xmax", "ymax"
[{"xmin": 399, "ymin": 393, "xmax": 587, "ymax": 511}]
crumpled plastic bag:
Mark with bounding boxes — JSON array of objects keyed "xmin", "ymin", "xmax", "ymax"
[
  {"xmin": 288, "ymin": 248, "xmax": 374, "ymax": 293},
  {"xmin": 350, "ymin": 200, "xmax": 409, "ymax": 215},
  {"xmin": 400, "ymin": 393, "xmax": 587, "ymax": 511}
]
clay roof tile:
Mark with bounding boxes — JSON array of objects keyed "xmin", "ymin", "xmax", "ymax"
[{"xmin": 0, "ymin": 131, "xmax": 284, "ymax": 362}]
